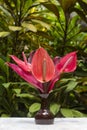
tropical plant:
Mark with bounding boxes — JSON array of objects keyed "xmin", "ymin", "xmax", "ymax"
[
  {"xmin": 0, "ymin": 0, "xmax": 52, "ymax": 56},
  {"xmin": 0, "ymin": 0, "xmax": 87, "ymax": 117},
  {"xmin": 6, "ymin": 47, "xmax": 79, "ymax": 117}
]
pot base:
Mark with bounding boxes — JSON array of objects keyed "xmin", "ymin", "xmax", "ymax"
[
  {"xmin": 35, "ymin": 118, "xmax": 54, "ymax": 125},
  {"xmin": 35, "ymin": 109, "xmax": 54, "ymax": 125}
]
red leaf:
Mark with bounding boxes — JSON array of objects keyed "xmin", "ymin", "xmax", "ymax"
[
  {"xmin": 56, "ymin": 51, "xmax": 77, "ymax": 73},
  {"xmin": 6, "ymin": 62, "xmax": 43, "ymax": 92},
  {"xmin": 32, "ymin": 47, "xmax": 55, "ymax": 82},
  {"xmin": 10, "ymin": 54, "xmax": 31, "ymax": 72}
]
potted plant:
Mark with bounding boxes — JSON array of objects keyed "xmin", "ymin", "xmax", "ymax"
[{"xmin": 6, "ymin": 47, "xmax": 77, "ymax": 124}]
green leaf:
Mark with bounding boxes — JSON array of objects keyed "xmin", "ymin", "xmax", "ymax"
[
  {"xmin": 16, "ymin": 93, "xmax": 36, "ymax": 99},
  {"xmin": 65, "ymin": 81, "xmax": 78, "ymax": 92},
  {"xmin": 22, "ymin": 22, "xmax": 37, "ymax": 32},
  {"xmin": 61, "ymin": 108, "xmax": 73, "ymax": 117},
  {"xmin": 29, "ymin": 103, "xmax": 41, "ymax": 113},
  {"xmin": 27, "ymin": 112, "xmax": 33, "ymax": 117},
  {"xmin": 50, "ymin": 103, "xmax": 60, "ymax": 115},
  {"xmin": 9, "ymin": 26, "xmax": 22, "ymax": 31},
  {"xmin": 61, "ymin": 108, "xmax": 85, "ymax": 117},
  {"xmin": 72, "ymin": 109, "xmax": 85, "ymax": 117},
  {"xmin": 2, "ymin": 82, "xmax": 11, "ymax": 89},
  {"xmin": 32, "ymin": 19, "xmax": 50, "ymax": 29},
  {"xmin": 0, "ymin": 5, "xmax": 11, "ymax": 17},
  {"xmin": 13, "ymin": 88, "xmax": 21, "ymax": 94},
  {"xmin": 0, "ymin": 32, "xmax": 10, "ymax": 37}
]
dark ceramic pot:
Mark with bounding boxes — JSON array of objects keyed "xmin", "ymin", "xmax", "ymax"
[{"xmin": 35, "ymin": 94, "xmax": 54, "ymax": 125}]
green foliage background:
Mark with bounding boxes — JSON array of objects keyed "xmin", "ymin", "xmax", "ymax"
[{"xmin": 0, "ymin": 0, "xmax": 87, "ymax": 117}]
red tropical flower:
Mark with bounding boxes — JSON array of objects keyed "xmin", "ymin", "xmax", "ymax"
[{"xmin": 6, "ymin": 47, "xmax": 77, "ymax": 93}]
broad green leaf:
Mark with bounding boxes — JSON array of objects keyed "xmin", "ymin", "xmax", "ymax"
[
  {"xmin": 61, "ymin": 108, "xmax": 85, "ymax": 117},
  {"xmin": 27, "ymin": 112, "xmax": 33, "ymax": 117},
  {"xmin": 22, "ymin": 22, "xmax": 37, "ymax": 32},
  {"xmin": 2, "ymin": 83, "xmax": 11, "ymax": 89},
  {"xmin": 29, "ymin": 103, "xmax": 41, "ymax": 113},
  {"xmin": 16, "ymin": 93, "xmax": 37, "ymax": 100},
  {"xmin": 65, "ymin": 81, "xmax": 78, "ymax": 92},
  {"xmin": 61, "ymin": 108, "xmax": 73, "ymax": 117},
  {"xmin": 50, "ymin": 103, "xmax": 60, "ymax": 115},
  {"xmin": 13, "ymin": 88, "xmax": 21, "ymax": 94},
  {"xmin": 72, "ymin": 109, "xmax": 85, "ymax": 117},
  {"xmin": 32, "ymin": 19, "xmax": 50, "ymax": 29},
  {"xmin": 0, "ymin": 32, "xmax": 10, "ymax": 37},
  {"xmin": 9, "ymin": 26, "xmax": 22, "ymax": 31}
]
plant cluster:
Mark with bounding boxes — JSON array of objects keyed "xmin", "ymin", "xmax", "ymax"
[{"xmin": 0, "ymin": 0, "xmax": 87, "ymax": 117}]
